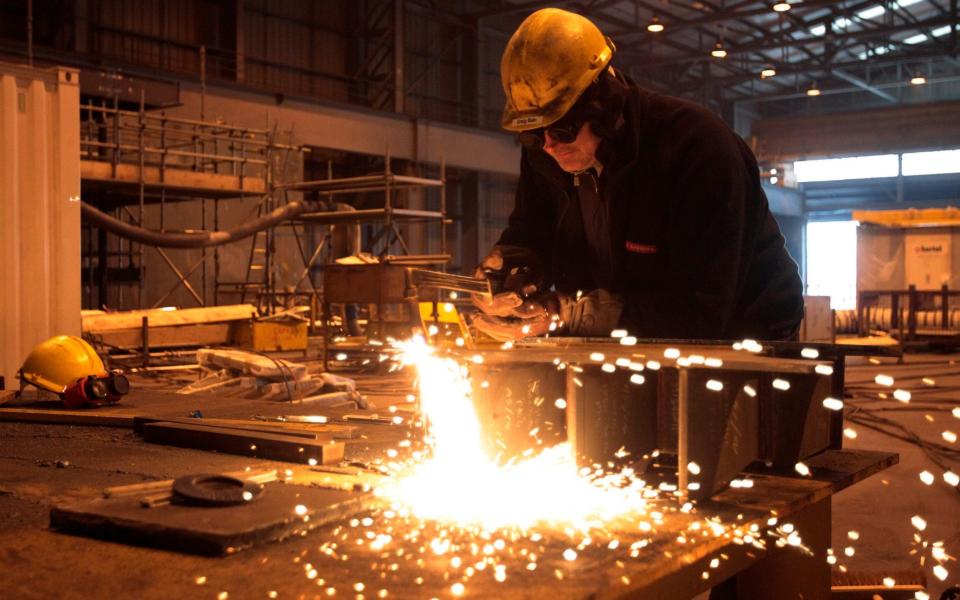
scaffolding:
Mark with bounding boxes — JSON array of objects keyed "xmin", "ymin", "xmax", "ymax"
[
  {"xmin": 226, "ymin": 156, "xmax": 449, "ymax": 319},
  {"xmin": 80, "ymin": 101, "xmax": 448, "ymax": 319},
  {"xmin": 79, "ymin": 98, "xmax": 301, "ymax": 312},
  {"xmin": 80, "ymin": 100, "xmax": 277, "ymax": 196}
]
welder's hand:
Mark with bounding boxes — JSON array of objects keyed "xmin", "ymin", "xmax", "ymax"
[
  {"xmin": 471, "ymin": 291, "xmax": 524, "ymax": 317},
  {"xmin": 474, "ymin": 246, "xmax": 507, "ymax": 276},
  {"xmin": 473, "ymin": 289, "xmax": 625, "ymax": 340},
  {"xmin": 473, "ymin": 314, "xmax": 554, "ymax": 341},
  {"xmin": 471, "ymin": 249, "xmax": 509, "ymax": 315},
  {"xmin": 471, "ymin": 245, "xmax": 544, "ymax": 305},
  {"xmin": 567, "ymin": 289, "xmax": 625, "ymax": 337},
  {"xmin": 472, "ymin": 292, "xmax": 574, "ymax": 341}
]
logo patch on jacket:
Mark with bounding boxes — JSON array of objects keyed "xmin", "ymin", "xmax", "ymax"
[{"xmin": 625, "ymin": 241, "xmax": 657, "ymax": 254}]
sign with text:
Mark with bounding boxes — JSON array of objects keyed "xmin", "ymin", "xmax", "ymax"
[{"xmin": 905, "ymin": 231, "xmax": 951, "ymax": 289}]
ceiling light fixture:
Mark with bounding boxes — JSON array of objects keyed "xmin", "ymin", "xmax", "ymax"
[
  {"xmin": 647, "ymin": 16, "xmax": 664, "ymax": 33},
  {"xmin": 807, "ymin": 85, "xmax": 821, "ymax": 96},
  {"xmin": 761, "ymin": 67, "xmax": 777, "ymax": 78},
  {"xmin": 910, "ymin": 75, "xmax": 927, "ymax": 85},
  {"xmin": 773, "ymin": 2, "xmax": 791, "ymax": 11},
  {"xmin": 711, "ymin": 41, "xmax": 728, "ymax": 58}
]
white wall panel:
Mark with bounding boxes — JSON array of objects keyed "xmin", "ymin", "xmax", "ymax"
[{"xmin": 0, "ymin": 62, "xmax": 81, "ymax": 390}]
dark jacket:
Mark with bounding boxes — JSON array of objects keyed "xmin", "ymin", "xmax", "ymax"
[{"xmin": 496, "ymin": 79, "xmax": 804, "ymax": 340}]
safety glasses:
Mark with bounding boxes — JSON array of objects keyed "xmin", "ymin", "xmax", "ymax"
[{"xmin": 517, "ymin": 112, "xmax": 586, "ymax": 149}]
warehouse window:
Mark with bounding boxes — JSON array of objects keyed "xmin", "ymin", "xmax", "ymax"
[
  {"xmin": 794, "ymin": 154, "xmax": 899, "ymax": 183},
  {"xmin": 806, "ymin": 220, "xmax": 858, "ymax": 310},
  {"xmin": 902, "ymin": 149, "xmax": 960, "ymax": 176}
]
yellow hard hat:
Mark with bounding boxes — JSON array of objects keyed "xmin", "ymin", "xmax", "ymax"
[
  {"xmin": 19, "ymin": 335, "xmax": 107, "ymax": 393},
  {"xmin": 501, "ymin": 8, "xmax": 615, "ymax": 132}
]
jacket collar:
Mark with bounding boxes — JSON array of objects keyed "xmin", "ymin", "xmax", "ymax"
[{"xmin": 602, "ymin": 73, "xmax": 644, "ymax": 183}]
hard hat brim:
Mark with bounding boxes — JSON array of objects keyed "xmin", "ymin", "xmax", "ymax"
[
  {"xmin": 501, "ymin": 56, "xmax": 612, "ymax": 132},
  {"xmin": 499, "ymin": 9, "xmax": 616, "ymax": 132},
  {"xmin": 19, "ymin": 335, "xmax": 107, "ymax": 394}
]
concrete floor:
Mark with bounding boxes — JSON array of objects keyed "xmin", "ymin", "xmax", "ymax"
[
  {"xmin": 829, "ymin": 353, "xmax": 960, "ymax": 598},
  {"xmin": 0, "ymin": 350, "xmax": 958, "ymax": 598},
  {"xmin": 691, "ymin": 353, "xmax": 960, "ymax": 600}
]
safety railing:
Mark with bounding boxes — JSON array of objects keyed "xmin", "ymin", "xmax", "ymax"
[{"xmin": 79, "ymin": 102, "xmax": 296, "ymax": 184}]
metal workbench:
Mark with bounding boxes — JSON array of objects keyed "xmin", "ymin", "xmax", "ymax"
[{"xmin": 0, "ymin": 349, "xmax": 897, "ymax": 599}]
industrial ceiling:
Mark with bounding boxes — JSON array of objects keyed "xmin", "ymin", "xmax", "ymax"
[{"xmin": 469, "ymin": 0, "xmax": 960, "ymax": 118}]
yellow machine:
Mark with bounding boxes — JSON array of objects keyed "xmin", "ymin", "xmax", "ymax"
[
  {"xmin": 235, "ymin": 315, "xmax": 309, "ymax": 352},
  {"xmin": 418, "ymin": 301, "xmax": 472, "ymax": 348}
]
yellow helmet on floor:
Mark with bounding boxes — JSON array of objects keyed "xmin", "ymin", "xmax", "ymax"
[
  {"xmin": 19, "ymin": 335, "xmax": 107, "ymax": 393},
  {"xmin": 19, "ymin": 335, "xmax": 128, "ymax": 407},
  {"xmin": 500, "ymin": 8, "xmax": 615, "ymax": 132}
]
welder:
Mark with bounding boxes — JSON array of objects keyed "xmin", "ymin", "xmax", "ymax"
[{"xmin": 473, "ymin": 8, "xmax": 804, "ymax": 342}]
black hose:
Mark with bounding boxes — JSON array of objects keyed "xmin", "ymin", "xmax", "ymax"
[{"xmin": 80, "ymin": 201, "xmax": 308, "ymax": 248}]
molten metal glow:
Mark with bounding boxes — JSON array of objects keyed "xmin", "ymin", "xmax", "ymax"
[{"xmin": 378, "ymin": 338, "xmax": 648, "ymax": 530}]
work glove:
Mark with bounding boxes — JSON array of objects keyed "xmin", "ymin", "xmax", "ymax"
[
  {"xmin": 472, "ymin": 289, "xmax": 624, "ymax": 341},
  {"xmin": 567, "ymin": 289, "xmax": 624, "ymax": 337},
  {"xmin": 472, "ymin": 291, "xmax": 571, "ymax": 341},
  {"xmin": 471, "ymin": 245, "xmax": 544, "ymax": 316}
]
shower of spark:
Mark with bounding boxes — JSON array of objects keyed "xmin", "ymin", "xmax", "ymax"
[
  {"xmin": 377, "ymin": 337, "xmax": 649, "ymax": 531},
  {"xmin": 256, "ymin": 339, "xmax": 960, "ymax": 598}
]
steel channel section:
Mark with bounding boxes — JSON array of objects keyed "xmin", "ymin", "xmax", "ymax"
[
  {"xmin": 565, "ymin": 365, "xmax": 658, "ymax": 470},
  {"xmin": 677, "ymin": 369, "xmax": 689, "ymax": 493},
  {"xmin": 460, "ymin": 340, "xmax": 836, "ymax": 499},
  {"xmin": 764, "ymin": 340, "xmax": 898, "ymax": 453},
  {"xmin": 469, "ymin": 362, "xmax": 567, "ymax": 459}
]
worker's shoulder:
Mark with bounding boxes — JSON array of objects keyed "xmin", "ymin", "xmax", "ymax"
[
  {"xmin": 637, "ymin": 86, "xmax": 729, "ymax": 133},
  {"xmin": 634, "ymin": 86, "xmax": 743, "ymax": 155}
]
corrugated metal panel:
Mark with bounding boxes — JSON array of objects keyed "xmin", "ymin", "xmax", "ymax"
[
  {"xmin": 168, "ymin": 0, "xmax": 200, "ymax": 74},
  {"xmin": 95, "ymin": 0, "xmax": 200, "ymax": 77},
  {"xmin": 311, "ymin": 25, "xmax": 349, "ymax": 103},
  {"xmin": 479, "ymin": 173, "xmax": 516, "ymax": 252},
  {"xmin": 481, "ymin": 31, "xmax": 507, "ymax": 129},
  {"xmin": 244, "ymin": 0, "xmax": 350, "ymax": 103},
  {"xmin": 0, "ymin": 62, "xmax": 81, "ymax": 390},
  {"xmin": 314, "ymin": 1, "xmax": 347, "ymax": 27},
  {"xmin": 405, "ymin": 13, "xmax": 465, "ymax": 123}
]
